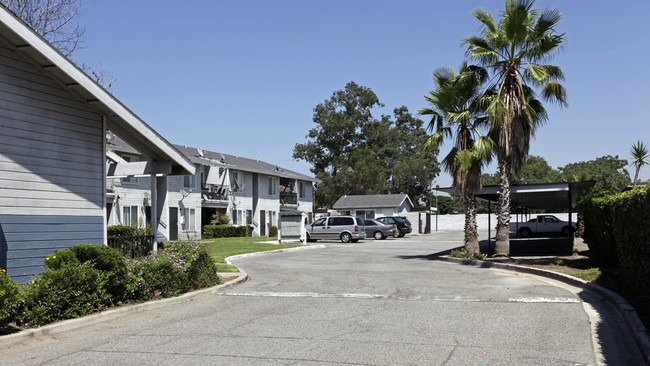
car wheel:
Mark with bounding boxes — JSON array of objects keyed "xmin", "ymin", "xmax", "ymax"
[
  {"xmin": 561, "ymin": 226, "xmax": 571, "ymax": 236},
  {"xmin": 393, "ymin": 233, "xmax": 400, "ymax": 238},
  {"xmin": 340, "ymin": 232, "xmax": 352, "ymax": 243},
  {"xmin": 518, "ymin": 227, "xmax": 531, "ymax": 238},
  {"xmin": 374, "ymin": 231, "xmax": 384, "ymax": 240},
  {"xmin": 306, "ymin": 233, "xmax": 316, "ymax": 243},
  {"xmin": 398, "ymin": 233, "xmax": 405, "ymax": 238},
  {"xmin": 351, "ymin": 239, "xmax": 359, "ymax": 243}
]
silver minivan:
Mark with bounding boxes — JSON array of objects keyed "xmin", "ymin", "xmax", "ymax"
[{"xmin": 305, "ymin": 216, "xmax": 366, "ymax": 243}]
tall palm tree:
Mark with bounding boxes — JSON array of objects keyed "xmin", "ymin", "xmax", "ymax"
[
  {"xmin": 420, "ymin": 64, "xmax": 493, "ymax": 252},
  {"xmin": 630, "ymin": 140, "xmax": 649, "ymax": 188},
  {"xmin": 464, "ymin": 0, "xmax": 567, "ymax": 256}
]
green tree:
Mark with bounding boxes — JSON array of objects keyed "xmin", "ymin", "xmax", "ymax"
[
  {"xmin": 482, "ymin": 155, "xmax": 559, "ymax": 186},
  {"xmin": 464, "ymin": 0, "xmax": 567, "ymax": 255},
  {"xmin": 294, "ymin": 82, "xmax": 439, "ymax": 207},
  {"xmin": 420, "ymin": 64, "xmax": 493, "ymax": 251},
  {"xmin": 630, "ymin": 140, "xmax": 649, "ymax": 189},
  {"xmin": 559, "ymin": 155, "xmax": 630, "ymax": 192}
]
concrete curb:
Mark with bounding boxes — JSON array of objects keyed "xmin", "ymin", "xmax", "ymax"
[
  {"xmin": 438, "ymin": 256, "xmax": 650, "ymax": 365},
  {"xmin": 0, "ymin": 244, "xmax": 324, "ymax": 348}
]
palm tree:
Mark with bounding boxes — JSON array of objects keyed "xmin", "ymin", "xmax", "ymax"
[
  {"xmin": 419, "ymin": 64, "xmax": 493, "ymax": 252},
  {"xmin": 464, "ymin": 0, "xmax": 567, "ymax": 256},
  {"xmin": 630, "ymin": 140, "xmax": 649, "ymax": 188}
]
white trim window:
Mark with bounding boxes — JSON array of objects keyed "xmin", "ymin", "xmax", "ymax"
[
  {"xmin": 122, "ymin": 206, "xmax": 138, "ymax": 226},
  {"xmin": 268, "ymin": 177, "xmax": 277, "ymax": 195},
  {"xmin": 185, "ymin": 208, "xmax": 196, "ymax": 231},
  {"xmin": 299, "ymin": 181, "xmax": 306, "ymax": 198},
  {"xmin": 232, "ymin": 171, "xmax": 244, "ymax": 192},
  {"xmin": 183, "ymin": 174, "xmax": 195, "ymax": 189}
]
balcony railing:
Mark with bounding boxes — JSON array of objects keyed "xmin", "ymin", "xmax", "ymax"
[
  {"xmin": 107, "ymin": 235, "xmax": 155, "ymax": 258},
  {"xmin": 280, "ymin": 192, "xmax": 298, "ymax": 205},
  {"xmin": 202, "ymin": 185, "xmax": 228, "ymax": 201}
]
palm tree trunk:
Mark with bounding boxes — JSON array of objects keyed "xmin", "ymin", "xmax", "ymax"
[
  {"xmin": 633, "ymin": 165, "xmax": 640, "ymax": 188},
  {"xmin": 495, "ymin": 159, "xmax": 511, "ymax": 256},
  {"xmin": 464, "ymin": 189, "xmax": 479, "ymax": 252}
]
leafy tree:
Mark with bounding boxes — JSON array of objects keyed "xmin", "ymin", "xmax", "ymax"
[
  {"xmin": 1, "ymin": 0, "xmax": 85, "ymax": 57},
  {"xmin": 420, "ymin": 64, "xmax": 492, "ymax": 251},
  {"xmin": 482, "ymin": 155, "xmax": 559, "ymax": 186},
  {"xmin": 464, "ymin": 0, "xmax": 567, "ymax": 256},
  {"xmin": 559, "ymin": 155, "xmax": 630, "ymax": 192},
  {"xmin": 630, "ymin": 140, "xmax": 649, "ymax": 189},
  {"xmin": 294, "ymin": 82, "xmax": 439, "ymax": 207}
]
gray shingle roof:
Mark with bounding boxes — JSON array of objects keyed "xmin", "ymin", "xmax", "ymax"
[
  {"xmin": 332, "ymin": 194, "xmax": 413, "ymax": 209},
  {"xmin": 173, "ymin": 145, "xmax": 319, "ymax": 183}
]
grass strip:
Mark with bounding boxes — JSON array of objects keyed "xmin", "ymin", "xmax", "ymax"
[{"xmin": 204, "ymin": 237, "xmax": 302, "ymax": 272}]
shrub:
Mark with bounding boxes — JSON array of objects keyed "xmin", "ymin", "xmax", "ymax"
[
  {"xmin": 17, "ymin": 264, "xmax": 109, "ymax": 327},
  {"xmin": 107, "ymin": 225, "xmax": 151, "ymax": 237},
  {"xmin": 203, "ymin": 225, "xmax": 253, "ymax": 239},
  {"xmin": 578, "ymin": 189, "xmax": 618, "ymax": 265},
  {"xmin": 44, "ymin": 244, "xmax": 129, "ymax": 306},
  {"xmin": 449, "ymin": 249, "xmax": 486, "ymax": 260},
  {"xmin": 268, "ymin": 225, "xmax": 278, "ymax": 237},
  {"xmin": 0, "ymin": 269, "xmax": 19, "ymax": 325},
  {"xmin": 125, "ymin": 241, "xmax": 219, "ymax": 301}
]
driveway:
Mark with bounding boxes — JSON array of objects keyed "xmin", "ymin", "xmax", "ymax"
[{"xmin": 0, "ymin": 231, "xmax": 643, "ymax": 365}]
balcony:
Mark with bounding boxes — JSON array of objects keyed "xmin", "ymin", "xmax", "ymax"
[
  {"xmin": 202, "ymin": 185, "xmax": 229, "ymax": 201},
  {"xmin": 280, "ymin": 192, "xmax": 298, "ymax": 205}
]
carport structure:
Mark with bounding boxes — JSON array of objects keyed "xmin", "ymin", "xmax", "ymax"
[{"xmin": 438, "ymin": 181, "xmax": 595, "ymax": 253}]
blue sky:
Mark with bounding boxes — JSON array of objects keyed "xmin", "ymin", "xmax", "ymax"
[{"xmin": 76, "ymin": 0, "xmax": 650, "ymax": 187}]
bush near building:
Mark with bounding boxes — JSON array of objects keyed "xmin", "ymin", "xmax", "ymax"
[
  {"xmin": 203, "ymin": 225, "xmax": 253, "ymax": 239},
  {"xmin": 0, "ymin": 242, "xmax": 219, "ymax": 329}
]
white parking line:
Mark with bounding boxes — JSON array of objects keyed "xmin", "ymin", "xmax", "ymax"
[{"xmin": 220, "ymin": 292, "xmax": 580, "ymax": 304}]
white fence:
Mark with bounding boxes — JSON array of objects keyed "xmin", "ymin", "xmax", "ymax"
[{"xmin": 425, "ymin": 213, "xmax": 578, "ymax": 233}]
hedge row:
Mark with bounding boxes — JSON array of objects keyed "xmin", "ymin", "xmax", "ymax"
[
  {"xmin": 579, "ymin": 184, "xmax": 650, "ymax": 324},
  {"xmin": 203, "ymin": 225, "xmax": 253, "ymax": 239},
  {"xmin": 107, "ymin": 225, "xmax": 150, "ymax": 237},
  {"xmin": 0, "ymin": 242, "xmax": 219, "ymax": 328}
]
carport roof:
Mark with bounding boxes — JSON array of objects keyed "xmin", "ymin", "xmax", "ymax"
[{"xmin": 437, "ymin": 181, "xmax": 596, "ymax": 210}]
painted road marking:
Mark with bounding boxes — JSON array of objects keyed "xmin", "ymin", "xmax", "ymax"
[{"xmin": 220, "ymin": 292, "xmax": 580, "ymax": 304}]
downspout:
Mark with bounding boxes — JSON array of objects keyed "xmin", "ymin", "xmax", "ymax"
[{"xmin": 102, "ymin": 115, "xmax": 107, "ymax": 246}]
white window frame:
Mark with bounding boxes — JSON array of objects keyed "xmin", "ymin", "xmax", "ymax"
[
  {"xmin": 268, "ymin": 177, "xmax": 277, "ymax": 195},
  {"xmin": 122, "ymin": 206, "xmax": 138, "ymax": 226},
  {"xmin": 299, "ymin": 181, "xmax": 306, "ymax": 198},
  {"xmin": 232, "ymin": 171, "xmax": 244, "ymax": 192},
  {"xmin": 185, "ymin": 208, "xmax": 196, "ymax": 231},
  {"xmin": 183, "ymin": 174, "xmax": 195, "ymax": 189}
]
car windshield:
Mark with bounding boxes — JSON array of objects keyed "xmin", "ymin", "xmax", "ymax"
[
  {"xmin": 401, "ymin": 217, "xmax": 411, "ymax": 225},
  {"xmin": 393, "ymin": 217, "xmax": 405, "ymax": 223}
]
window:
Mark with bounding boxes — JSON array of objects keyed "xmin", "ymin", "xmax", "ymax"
[
  {"xmin": 299, "ymin": 182, "xmax": 306, "ymax": 198},
  {"xmin": 122, "ymin": 206, "xmax": 138, "ymax": 226},
  {"xmin": 269, "ymin": 211, "xmax": 276, "ymax": 226},
  {"xmin": 184, "ymin": 174, "xmax": 195, "ymax": 189},
  {"xmin": 185, "ymin": 208, "xmax": 196, "ymax": 231},
  {"xmin": 268, "ymin": 177, "xmax": 277, "ymax": 195},
  {"xmin": 312, "ymin": 218, "xmax": 326, "ymax": 227},
  {"xmin": 232, "ymin": 171, "xmax": 243, "ymax": 192},
  {"xmin": 330, "ymin": 217, "xmax": 353, "ymax": 226},
  {"xmin": 232, "ymin": 209, "xmax": 244, "ymax": 225}
]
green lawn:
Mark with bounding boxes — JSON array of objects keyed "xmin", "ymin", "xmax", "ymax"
[{"xmin": 204, "ymin": 237, "xmax": 302, "ymax": 272}]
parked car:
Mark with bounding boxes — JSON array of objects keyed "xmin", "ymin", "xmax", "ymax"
[
  {"xmin": 510, "ymin": 214, "xmax": 576, "ymax": 237},
  {"xmin": 305, "ymin": 216, "xmax": 366, "ymax": 243},
  {"xmin": 363, "ymin": 219, "xmax": 397, "ymax": 240},
  {"xmin": 376, "ymin": 216, "xmax": 412, "ymax": 237}
]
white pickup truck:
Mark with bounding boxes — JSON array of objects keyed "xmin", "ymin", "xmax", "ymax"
[{"xmin": 510, "ymin": 215, "xmax": 575, "ymax": 237}]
